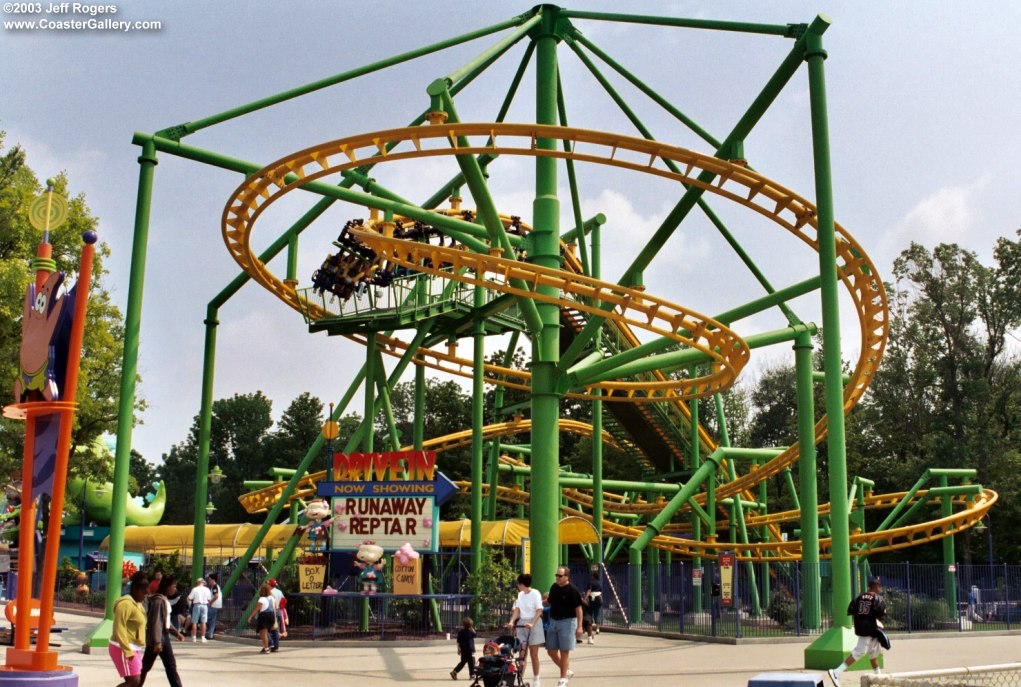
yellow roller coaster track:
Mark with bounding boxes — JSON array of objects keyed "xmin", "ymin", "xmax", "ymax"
[
  {"xmin": 221, "ymin": 123, "xmax": 1000, "ymax": 562},
  {"xmin": 464, "ymin": 482, "xmax": 996, "ymax": 562},
  {"xmin": 237, "ymin": 418, "xmax": 620, "ymax": 514}
]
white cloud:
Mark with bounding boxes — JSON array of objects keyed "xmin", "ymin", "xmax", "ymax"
[
  {"xmin": 6, "ymin": 128, "xmax": 106, "ymax": 190},
  {"xmin": 886, "ymin": 176, "xmax": 990, "ymax": 251}
]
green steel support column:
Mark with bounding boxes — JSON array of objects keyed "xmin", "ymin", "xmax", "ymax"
[
  {"xmin": 628, "ymin": 549, "xmax": 642, "ymax": 625},
  {"xmin": 559, "ymin": 213, "xmax": 605, "ymax": 247},
  {"xmin": 731, "ymin": 487, "xmax": 761, "ymax": 616},
  {"xmin": 712, "ymin": 393, "xmax": 731, "ymax": 570},
  {"xmin": 190, "ymin": 304, "xmax": 218, "ymax": 585},
  {"xmin": 555, "ymin": 75, "xmax": 591, "ymax": 278},
  {"xmin": 413, "ymin": 352, "xmax": 442, "ymax": 632},
  {"xmin": 516, "ymin": 474, "xmax": 525, "ymax": 519},
  {"xmin": 591, "ymin": 209, "xmax": 603, "ymax": 561},
  {"xmin": 758, "ymin": 460, "xmax": 770, "ymax": 613},
  {"xmin": 690, "ymin": 390, "xmax": 702, "ymax": 614},
  {"xmin": 941, "ymin": 475, "xmax": 957, "ymax": 610},
  {"xmin": 648, "ymin": 543, "xmax": 659, "ymax": 618},
  {"xmin": 802, "ymin": 18, "xmax": 856, "ymax": 670},
  {"xmin": 591, "ymin": 387, "xmax": 603, "ymax": 560},
  {"xmin": 363, "ymin": 337, "xmax": 376, "ymax": 453},
  {"xmin": 795, "ymin": 330, "xmax": 821, "ymax": 630},
  {"xmin": 628, "ymin": 450, "xmax": 727, "ymax": 616},
  {"xmin": 527, "ymin": 8, "xmax": 562, "ymax": 594},
  {"xmin": 361, "ymin": 334, "xmax": 376, "ymax": 632},
  {"xmin": 374, "ymin": 352, "xmax": 401, "ymax": 451},
  {"xmin": 783, "ymin": 468, "xmax": 801, "ymax": 511},
  {"xmin": 286, "ymin": 233, "xmax": 298, "ymax": 282},
  {"xmin": 87, "ymin": 140, "xmax": 157, "ymax": 648},
  {"xmin": 561, "ymin": 500, "xmax": 569, "ymax": 565},
  {"xmin": 471, "ymin": 286, "xmax": 485, "ymax": 596},
  {"xmin": 486, "ymin": 332, "xmax": 520, "ymax": 519},
  {"xmin": 414, "ymin": 357, "xmax": 425, "ymax": 451}
]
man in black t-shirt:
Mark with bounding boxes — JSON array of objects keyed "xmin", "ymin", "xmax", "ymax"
[
  {"xmin": 546, "ymin": 566, "xmax": 584, "ymax": 687},
  {"xmin": 827, "ymin": 577, "xmax": 888, "ymax": 686}
]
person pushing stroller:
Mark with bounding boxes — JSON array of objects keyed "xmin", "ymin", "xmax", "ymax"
[{"xmin": 506, "ymin": 573, "xmax": 544, "ymax": 687}]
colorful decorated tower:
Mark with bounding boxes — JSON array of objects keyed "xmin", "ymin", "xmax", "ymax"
[{"xmin": 1, "ymin": 180, "xmax": 97, "ymax": 686}]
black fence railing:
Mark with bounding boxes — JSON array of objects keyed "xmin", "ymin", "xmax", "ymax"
[
  {"xmin": 591, "ymin": 561, "xmax": 1021, "ymax": 639},
  {"xmin": 45, "ymin": 561, "xmax": 1021, "ymax": 641}
]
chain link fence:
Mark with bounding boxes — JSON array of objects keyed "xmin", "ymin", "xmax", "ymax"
[{"xmin": 862, "ymin": 663, "xmax": 1021, "ymax": 686}]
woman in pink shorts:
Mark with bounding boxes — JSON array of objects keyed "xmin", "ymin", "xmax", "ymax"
[{"xmin": 110, "ymin": 572, "xmax": 149, "ymax": 687}]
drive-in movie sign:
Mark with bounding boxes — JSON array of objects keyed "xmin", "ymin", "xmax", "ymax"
[{"xmin": 317, "ymin": 450, "xmax": 459, "ymax": 552}]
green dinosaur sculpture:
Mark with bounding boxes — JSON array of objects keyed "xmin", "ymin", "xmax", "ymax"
[{"xmin": 64, "ymin": 478, "xmax": 166, "ymax": 527}]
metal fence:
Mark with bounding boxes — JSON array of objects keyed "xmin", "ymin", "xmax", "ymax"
[
  {"xmin": 574, "ymin": 561, "xmax": 1021, "ymax": 639},
  {"xmin": 862, "ymin": 663, "xmax": 1021, "ymax": 686},
  {"xmin": 46, "ymin": 559, "xmax": 1021, "ymax": 641}
]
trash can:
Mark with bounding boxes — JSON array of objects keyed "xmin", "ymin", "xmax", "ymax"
[{"xmin": 748, "ymin": 673, "xmax": 823, "ymax": 687}]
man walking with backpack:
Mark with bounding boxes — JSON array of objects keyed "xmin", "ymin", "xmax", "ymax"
[{"xmin": 828, "ymin": 577, "xmax": 889, "ymax": 686}]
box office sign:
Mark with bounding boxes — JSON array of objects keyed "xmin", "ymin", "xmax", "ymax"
[
  {"xmin": 298, "ymin": 563, "xmax": 327, "ymax": 593},
  {"xmin": 317, "ymin": 450, "xmax": 459, "ymax": 553}
]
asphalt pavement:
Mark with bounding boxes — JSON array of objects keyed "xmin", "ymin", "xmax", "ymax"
[{"xmin": 28, "ymin": 610, "xmax": 1021, "ymax": 686}]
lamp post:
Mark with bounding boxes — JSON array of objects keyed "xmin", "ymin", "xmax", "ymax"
[
  {"xmin": 322, "ymin": 403, "xmax": 339, "ymax": 480},
  {"xmin": 984, "ymin": 514, "xmax": 993, "ymax": 590},
  {"xmin": 975, "ymin": 514, "xmax": 994, "ymax": 591},
  {"xmin": 208, "ymin": 465, "xmax": 225, "ymax": 486}
]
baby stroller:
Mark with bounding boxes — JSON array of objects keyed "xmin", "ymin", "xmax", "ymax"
[{"xmin": 471, "ymin": 633, "xmax": 530, "ymax": 687}]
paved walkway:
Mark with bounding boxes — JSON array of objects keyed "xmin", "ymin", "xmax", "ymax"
[{"xmin": 36, "ymin": 611, "xmax": 1021, "ymax": 686}]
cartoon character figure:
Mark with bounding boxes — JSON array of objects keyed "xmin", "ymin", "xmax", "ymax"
[
  {"xmin": 14, "ymin": 271, "xmax": 68, "ymax": 403},
  {"xmin": 353, "ymin": 540, "xmax": 385, "ymax": 594},
  {"xmin": 300, "ymin": 499, "xmax": 333, "ymax": 552}
]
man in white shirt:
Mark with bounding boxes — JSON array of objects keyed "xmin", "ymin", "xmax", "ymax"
[
  {"xmin": 205, "ymin": 573, "xmax": 223, "ymax": 640},
  {"xmin": 187, "ymin": 577, "xmax": 212, "ymax": 643}
]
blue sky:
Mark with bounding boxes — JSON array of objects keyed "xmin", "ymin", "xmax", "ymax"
[{"xmin": 3, "ymin": 1, "xmax": 1019, "ymax": 464}]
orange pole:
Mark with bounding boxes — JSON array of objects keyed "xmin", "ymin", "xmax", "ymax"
[
  {"xmin": 33, "ymin": 243, "xmax": 51, "ymax": 292},
  {"xmin": 12, "ymin": 415, "xmax": 37, "ymax": 652},
  {"xmin": 35, "ymin": 241, "xmax": 95, "ymax": 655}
]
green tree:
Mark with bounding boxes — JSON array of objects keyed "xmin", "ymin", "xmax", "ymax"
[
  {"xmin": 129, "ymin": 448, "xmax": 159, "ymax": 495},
  {"xmin": 0, "ymin": 133, "xmax": 137, "ymax": 481},
  {"xmin": 158, "ymin": 392, "xmax": 360, "ymax": 525},
  {"xmin": 159, "ymin": 391, "xmax": 272, "ymax": 524},
  {"xmin": 854, "ymin": 237, "xmax": 1021, "ymax": 563},
  {"xmin": 261, "ymin": 391, "xmax": 325, "ymax": 474}
]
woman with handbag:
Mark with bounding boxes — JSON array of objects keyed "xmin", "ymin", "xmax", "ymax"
[{"xmin": 247, "ymin": 583, "xmax": 277, "ymax": 654}]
